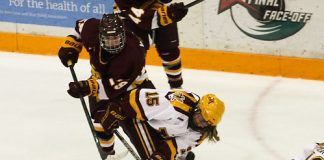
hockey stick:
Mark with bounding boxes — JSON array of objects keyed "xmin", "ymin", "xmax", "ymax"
[
  {"xmin": 114, "ymin": 131, "xmax": 141, "ymax": 160},
  {"xmin": 184, "ymin": 0, "xmax": 205, "ymax": 9},
  {"xmin": 68, "ymin": 62, "xmax": 106, "ymax": 160},
  {"xmin": 67, "ymin": 62, "xmax": 140, "ymax": 160}
]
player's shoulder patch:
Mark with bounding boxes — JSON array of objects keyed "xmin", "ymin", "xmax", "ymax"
[
  {"xmin": 167, "ymin": 91, "xmax": 186, "ymax": 103},
  {"xmin": 165, "ymin": 91, "xmax": 197, "ymax": 116}
]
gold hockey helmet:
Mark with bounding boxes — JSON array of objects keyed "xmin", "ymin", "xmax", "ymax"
[{"xmin": 198, "ymin": 94, "xmax": 225, "ymax": 126}]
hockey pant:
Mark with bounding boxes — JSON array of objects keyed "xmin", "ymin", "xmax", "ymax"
[
  {"xmin": 88, "ymin": 79, "xmax": 156, "ymax": 155},
  {"xmin": 121, "ymin": 118, "xmax": 178, "ymax": 160}
]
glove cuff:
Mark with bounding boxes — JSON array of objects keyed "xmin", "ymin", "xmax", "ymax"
[
  {"xmin": 87, "ymin": 79, "xmax": 99, "ymax": 97},
  {"xmin": 157, "ymin": 5, "xmax": 173, "ymax": 26}
]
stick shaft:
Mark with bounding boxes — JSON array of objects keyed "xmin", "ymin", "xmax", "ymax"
[
  {"xmin": 68, "ymin": 64, "xmax": 140, "ymax": 160},
  {"xmin": 184, "ymin": 0, "xmax": 204, "ymax": 9},
  {"xmin": 69, "ymin": 66, "xmax": 106, "ymax": 160},
  {"xmin": 114, "ymin": 131, "xmax": 141, "ymax": 160}
]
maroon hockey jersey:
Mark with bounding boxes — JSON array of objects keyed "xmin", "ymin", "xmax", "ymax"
[
  {"xmin": 114, "ymin": 0, "xmax": 161, "ymax": 30},
  {"xmin": 72, "ymin": 18, "xmax": 149, "ymax": 100}
]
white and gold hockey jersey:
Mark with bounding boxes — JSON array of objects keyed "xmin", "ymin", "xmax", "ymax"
[{"xmin": 122, "ymin": 88, "xmax": 208, "ymax": 158}]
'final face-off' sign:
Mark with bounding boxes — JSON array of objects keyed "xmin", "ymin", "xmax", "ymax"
[
  {"xmin": 0, "ymin": 0, "xmax": 114, "ymax": 27},
  {"xmin": 217, "ymin": 0, "xmax": 313, "ymax": 41}
]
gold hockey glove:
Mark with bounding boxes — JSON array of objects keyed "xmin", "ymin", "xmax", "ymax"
[{"xmin": 58, "ymin": 36, "xmax": 83, "ymax": 67}]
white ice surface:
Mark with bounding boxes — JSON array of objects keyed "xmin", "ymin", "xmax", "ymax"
[{"xmin": 0, "ymin": 52, "xmax": 323, "ymax": 160}]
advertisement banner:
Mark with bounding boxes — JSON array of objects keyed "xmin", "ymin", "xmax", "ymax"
[{"xmin": 0, "ymin": 0, "xmax": 113, "ymax": 27}]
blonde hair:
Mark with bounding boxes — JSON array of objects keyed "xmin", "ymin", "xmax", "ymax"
[{"xmin": 206, "ymin": 126, "xmax": 220, "ymax": 142}]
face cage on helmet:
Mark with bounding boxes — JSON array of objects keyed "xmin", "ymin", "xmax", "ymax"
[
  {"xmin": 189, "ymin": 109, "xmax": 213, "ymax": 132},
  {"xmin": 100, "ymin": 32, "xmax": 126, "ymax": 54},
  {"xmin": 194, "ymin": 106, "xmax": 215, "ymax": 126}
]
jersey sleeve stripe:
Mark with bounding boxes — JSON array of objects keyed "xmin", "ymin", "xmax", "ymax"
[{"xmin": 129, "ymin": 89, "xmax": 147, "ymax": 120}]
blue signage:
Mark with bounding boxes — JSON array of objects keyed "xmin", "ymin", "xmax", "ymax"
[{"xmin": 0, "ymin": 0, "xmax": 114, "ymax": 27}]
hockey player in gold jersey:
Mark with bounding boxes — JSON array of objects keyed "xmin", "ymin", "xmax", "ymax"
[{"xmin": 99, "ymin": 88, "xmax": 225, "ymax": 160}]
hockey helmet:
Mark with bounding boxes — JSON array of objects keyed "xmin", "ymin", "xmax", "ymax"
[
  {"xmin": 99, "ymin": 13, "xmax": 126, "ymax": 54},
  {"xmin": 198, "ymin": 94, "xmax": 225, "ymax": 126}
]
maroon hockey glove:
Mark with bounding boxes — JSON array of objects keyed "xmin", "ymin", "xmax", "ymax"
[
  {"xmin": 101, "ymin": 103, "xmax": 126, "ymax": 135},
  {"xmin": 58, "ymin": 36, "xmax": 82, "ymax": 67},
  {"xmin": 167, "ymin": 2, "xmax": 188, "ymax": 22},
  {"xmin": 67, "ymin": 79, "xmax": 98, "ymax": 98},
  {"xmin": 157, "ymin": 2, "xmax": 188, "ymax": 26}
]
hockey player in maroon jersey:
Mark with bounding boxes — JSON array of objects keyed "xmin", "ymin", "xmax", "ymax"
[
  {"xmin": 58, "ymin": 13, "xmax": 155, "ymax": 158},
  {"xmin": 113, "ymin": 0, "xmax": 188, "ymax": 89},
  {"xmin": 100, "ymin": 88, "xmax": 225, "ymax": 160}
]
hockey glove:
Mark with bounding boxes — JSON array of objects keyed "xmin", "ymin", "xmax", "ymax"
[
  {"xmin": 186, "ymin": 151, "xmax": 195, "ymax": 160},
  {"xmin": 177, "ymin": 151, "xmax": 195, "ymax": 160},
  {"xmin": 101, "ymin": 103, "xmax": 126, "ymax": 135},
  {"xmin": 58, "ymin": 36, "xmax": 83, "ymax": 67},
  {"xmin": 67, "ymin": 79, "xmax": 98, "ymax": 98},
  {"xmin": 157, "ymin": 2, "xmax": 188, "ymax": 26}
]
